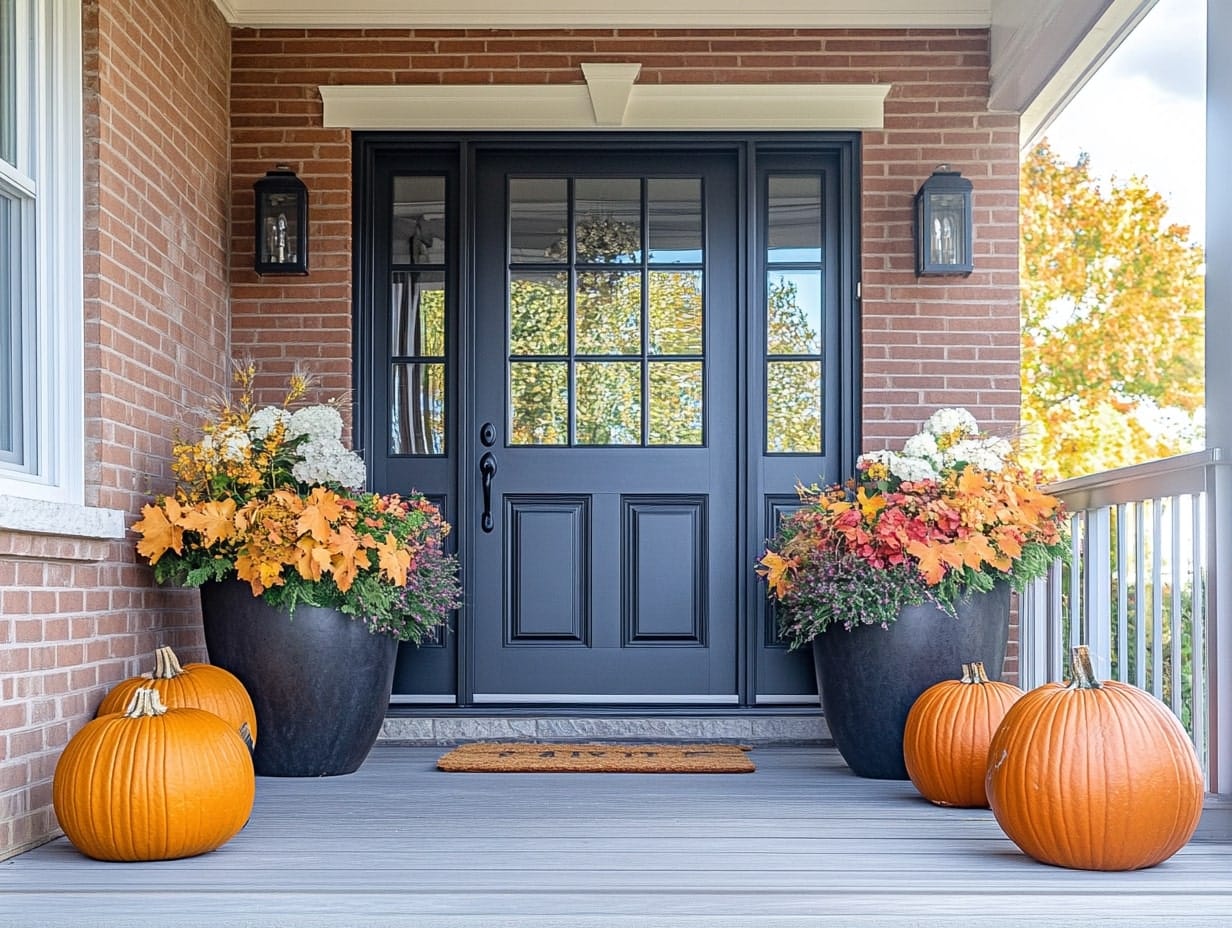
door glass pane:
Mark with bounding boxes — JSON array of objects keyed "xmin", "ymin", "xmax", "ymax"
[
  {"xmin": 649, "ymin": 361, "xmax": 702, "ymax": 446},
  {"xmin": 510, "ymin": 272, "xmax": 568, "ymax": 355},
  {"xmin": 575, "ymin": 178, "xmax": 641, "ymax": 264},
  {"xmin": 511, "ymin": 178, "xmax": 568, "ymax": 263},
  {"xmin": 510, "ymin": 361, "xmax": 568, "ymax": 445},
  {"xmin": 391, "ymin": 362, "xmax": 445, "ymax": 455},
  {"xmin": 648, "ymin": 270, "xmax": 702, "ymax": 355},
  {"xmin": 767, "ymin": 361, "xmax": 822, "ymax": 454},
  {"xmin": 768, "ymin": 175, "xmax": 822, "ymax": 263},
  {"xmin": 767, "ymin": 271, "xmax": 822, "ymax": 355},
  {"xmin": 648, "ymin": 178, "xmax": 702, "ymax": 264},
  {"xmin": 576, "ymin": 361, "xmax": 641, "ymax": 445},
  {"xmin": 575, "ymin": 271, "xmax": 641, "ymax": 355},
  {"xmin": 392, "ymin": 177, "xmax": 446, "ymax": 265},
  {"xmin": 391, "ymin": 271, "xmax": 445, "ymax": 357}
]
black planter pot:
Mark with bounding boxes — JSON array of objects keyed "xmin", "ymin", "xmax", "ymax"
[
  {"xmin": 811, "ymin": 584, "xmax": 1011, "ymax": 780},
  {"xmin": 200, "ymin": 580, "xmax": 398, "ymax": 777}
]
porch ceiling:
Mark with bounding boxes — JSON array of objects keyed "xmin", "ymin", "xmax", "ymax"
[{"xmin": 210, "ymin": 0, "xmax": 1154, "ymax": 142}]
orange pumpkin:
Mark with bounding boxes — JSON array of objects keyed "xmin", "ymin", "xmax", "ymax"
[
  {"xmin": 99, "ymin": 646, "xmax": 256, "ymax": 747},
  {"xmin": 986, "ymin": 645, "xmax": 1204, "ymax": 870},
  {"xmin": 903, "ymin": 661, "xmax": 1023, "ymax": 808},
  {"xmin": 54, "ymin": 688, "xmax": 255, "ymax": 861}
]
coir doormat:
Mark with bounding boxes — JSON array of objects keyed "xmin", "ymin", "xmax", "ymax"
[{"xmin": 437, "ymin": 742, "xmax": 755, "ymax": 773}]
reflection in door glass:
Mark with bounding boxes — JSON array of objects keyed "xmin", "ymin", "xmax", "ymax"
[
  {"xmin": 649, "ymin": 361, "xmax": 703, "ymax": 445},
  {"xmin": 767, "ymin": 175, "xmax": 822, "ymax": 263},
  {"xmin": 648, "ymin": 270, "xmax": 703, "ymax": 355},
  {"xmin": 766, "ymin": 360, "xmax": 821, "ymax": 454},
  {"xmin": 575, "ymin": 178, "xmax": 641, "ymax": 264},
  {"xmin": 766, "ymin": 271, "xmax": 821, "ymax": 355},
  {"xmin": 391, "ymin": 272, "xmax": 445, "ymax": 357},
  {"xmin": 510, "ymin": 361, "xmax": 569, "ymax": 445},
  {"xmin": 510, "ymin": 272, "xmax": 569, "ymax": 355},
  {"xmin": 648, "ymin": 178, "xmax": 702, "ymax": 264},
  {"xmin": 391, "ymin": 362, "xmax": 446, "ymax": 455},
  {"xmin": 576, "ymin": 361, "xmax": 642, "ymax": 445},
  {"xmin": 511, "ymin": 178, "xmax": 568, "ymax": 263},
  {"xmin": 392, "ymin": 177, "xmax": 446, "ymax": 265},
  {"xmin": 575, "ymin": 271, "xmax": 641, "ymax": 355}
]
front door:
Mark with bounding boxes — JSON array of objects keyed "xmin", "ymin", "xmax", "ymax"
[
  {"xmin": 470, "ymin": 150, "xmax": 739, "ymax": 703},
  {"xmin": 360, "ymin": 134, "xmax": 856, "ymax": 708}
]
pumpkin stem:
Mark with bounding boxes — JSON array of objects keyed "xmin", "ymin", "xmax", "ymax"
[
  {"xmin": 152, "ymin": 646, "xmax": 186, "ymax": 679},
  {"xmin": 123, "ymin": 688, "xmax": 169, "ymax": 718},
  {"xmin": 969, "ymin": 661, "xmax": 991, "ymax": 684},
  {"xmin": 1069, "ymin": 645, "xmax": 1103, "ymax": 689}
]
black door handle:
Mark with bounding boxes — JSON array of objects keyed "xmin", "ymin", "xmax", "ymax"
[{"xmin": 479, "ymin": 451, "xmax": 498, "ymax": 533}]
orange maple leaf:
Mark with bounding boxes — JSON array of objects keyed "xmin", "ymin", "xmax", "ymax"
[
  {"xmin": 133, "ymin": 500, "xmax": 185, "ymax": 565},
  {"xmin": 957, "ymin": 466, "xmax": 986, "ymax": 496},
  {"xmin": 907, "ymin": 540, "xmax": 947, "ymax": 585},
  {"xmin": 179, "ymin": 499, "xmax": 237, "ymax": 547},
  {"xmin": 856, "ymin": 487, "xmax": 886, "ymax": 522},
  {"xmin": 376, "ymin": 532, "xmax": 412, "ymax": 587},
  {"xmin": 297, "ymin": 487, "xmax": 344, "ymax": 543},
  {"xmin": 758, "ymin": 551, "xmax": 794, "ymax": 596}
]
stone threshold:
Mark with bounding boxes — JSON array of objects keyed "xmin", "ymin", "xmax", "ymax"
[{"xmin": 379, "ymin": 714, "xmax": 831, "ymax": 745}]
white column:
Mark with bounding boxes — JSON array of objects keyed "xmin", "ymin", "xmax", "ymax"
[{"xmin": 1205, "ymin": 0, "xmax": 1232, "ymax": 795}]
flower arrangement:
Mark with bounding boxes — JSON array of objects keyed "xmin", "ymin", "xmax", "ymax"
[
  {"xmin": 760, "ymin": 408, "xmax": 1069, "ymax": 649},
  {"xmin": 134, "ymin": 365, "xmax": 462, "ymax": 643}
]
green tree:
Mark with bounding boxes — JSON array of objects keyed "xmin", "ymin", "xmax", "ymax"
[{"xmin": 1020, "ymin": 141, "xmax": 1205, "ymax": 478}]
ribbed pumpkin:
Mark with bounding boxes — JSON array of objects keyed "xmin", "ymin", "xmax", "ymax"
[
  {"xmin": 53, "ymin": 688, "xmax": 255, "ymax": 861},
  {"xmin": 986, "ymin": 645, "xmax": 1204, "ymax": 871},
  {"xmin": 903, "ymin": 661, "xmax": 1023, "ymax": 808},
  {"xmin": 98, "ymin": 646, "xmax": 256, "ymax": 747}
]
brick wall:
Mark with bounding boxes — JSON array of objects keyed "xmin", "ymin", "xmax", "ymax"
[
  {"xmin": 229, "ymin": 27, "xmax": 1020, "ymax": 435},
  {"xmin": 0, "ymin": 0, "xmax": 230, "ymax": 860}
]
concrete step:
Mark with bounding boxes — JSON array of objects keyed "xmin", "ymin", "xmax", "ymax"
[{"xmin": 379, "ymin": 714, "xmax": 831, "ymax": 745}]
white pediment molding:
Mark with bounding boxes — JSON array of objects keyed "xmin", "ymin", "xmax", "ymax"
[
  {"xmin": 214, "ymin": 0, "xmax": 990, "ymax": 29},
  {"xmin": 320, "ymin": 71, "xmax": 892, "ymax": 131}
]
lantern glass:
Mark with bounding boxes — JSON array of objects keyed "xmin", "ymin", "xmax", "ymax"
[
  {"xmin": 925, "ymin": 192, "xmax": 966, "ymax": 267},
  {"xmin": 260, "ymin": 192, "xmax": 300, "ymax": 266}
]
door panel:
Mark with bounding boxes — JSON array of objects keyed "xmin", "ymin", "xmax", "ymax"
[{"xmin": 471, "ymin": 150, "xmax": 739, "ymax": 702}]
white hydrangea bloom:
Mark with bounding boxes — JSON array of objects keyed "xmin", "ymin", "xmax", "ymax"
[
  {"xmin": 923, "ymin": 407, "xmax": 979, "ymax": 440},
  {"xmin": 856, "ymin": 449, "xmax": 896, "ymax": 470},
  {"xmin": 248, "ymin": 406, "xmax": 291, "ymax": 440},
  {"xmin": 888, "ymin": 453, "xmax": 939, "ymax": 483},
  {"xmin": 215, "ymin": 426, "xmax": 252, "ymax": 463},
  {"xmin": 288, "ymin": 405, "xmax": 344, "ymax": 442},
  {"xmin": 291, "ymin": 438, "xmax": 367, "ymax": 490},
  {"xmin": 945, "ymin": 438, "xmax": 1008, "ymax": 472},
  {"xmin": 901, "ymin": 431, "xmax": 940, "ymax": 464}
]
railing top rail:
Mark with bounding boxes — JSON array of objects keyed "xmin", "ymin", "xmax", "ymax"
[{"xmin": 1045, "ymin": 448, "xmax": 1227, "ymax": 511}]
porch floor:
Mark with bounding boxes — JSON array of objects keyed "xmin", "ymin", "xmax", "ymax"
[{"xmin": 2, "ymin": 745, "xmax": 1230, "ymax": 927}]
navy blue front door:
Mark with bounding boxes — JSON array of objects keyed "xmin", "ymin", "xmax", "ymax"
[
  {"xmin": 469, "ymin": 150, "xmax": 739, "ymax": 703},
  {"xmin": 360, "ymin": 135, "xmax": 857, "ymax": 708}
]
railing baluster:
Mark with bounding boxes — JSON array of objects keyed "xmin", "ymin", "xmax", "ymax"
[
  {"xmin": 1086, "ymin": 506, "xmax": 1113, "ymax": 679},
  {"xmin": 1191, "ymin": 492, "xmax": 1208, "ymax": 772},
  {"xmin": 1116, "ymin": 502, "xmax": 1128, "ymax": 684},
  {"xmin": 1170, "ymin": 496, "xmax": 1184, "ymax": 717},
  {"xmin": 1136, "ymin": 500, "xmax": 1147, "ymax": 690},
  {"xmin": 1152, "ymin": 499, "xmax": 1165, "ymax": 701}
]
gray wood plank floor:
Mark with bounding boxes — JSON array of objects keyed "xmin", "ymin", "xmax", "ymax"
[{"xmin": 2, "ymin": 745, "xmax": 1229, "ymax": 927}]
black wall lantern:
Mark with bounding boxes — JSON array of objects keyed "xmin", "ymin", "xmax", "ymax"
[
  {"xmin": 914, "ymin": 164, "xmax": 973, "ymax": 277},
  {"xmin": 254, "ymin": 165, "xmax": 309, "ymax": 275}
]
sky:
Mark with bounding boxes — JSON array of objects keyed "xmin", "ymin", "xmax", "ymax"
[{"xmin": 1042, "ymin": 0, "xmax": 1206, "ymax": 242}]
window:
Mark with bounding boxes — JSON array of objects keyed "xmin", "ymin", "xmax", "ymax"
[{"xmin": 0, "ymin": 0, "xmax": 84, "ymax": 502}]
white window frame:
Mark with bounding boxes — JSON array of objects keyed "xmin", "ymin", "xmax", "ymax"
[{"xmin": 0, "ymin": 0, "xmax": 84, "ymax": 506}]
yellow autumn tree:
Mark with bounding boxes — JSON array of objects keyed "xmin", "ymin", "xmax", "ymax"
[{"xmin": 1020, "ymin": 141, "xmax": 1205, "ymax": 479}]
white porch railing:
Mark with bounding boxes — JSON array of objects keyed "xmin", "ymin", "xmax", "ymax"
[{"xmin": 1020, "ymin": 449, "xmax": 1230, "ymax": 793}]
